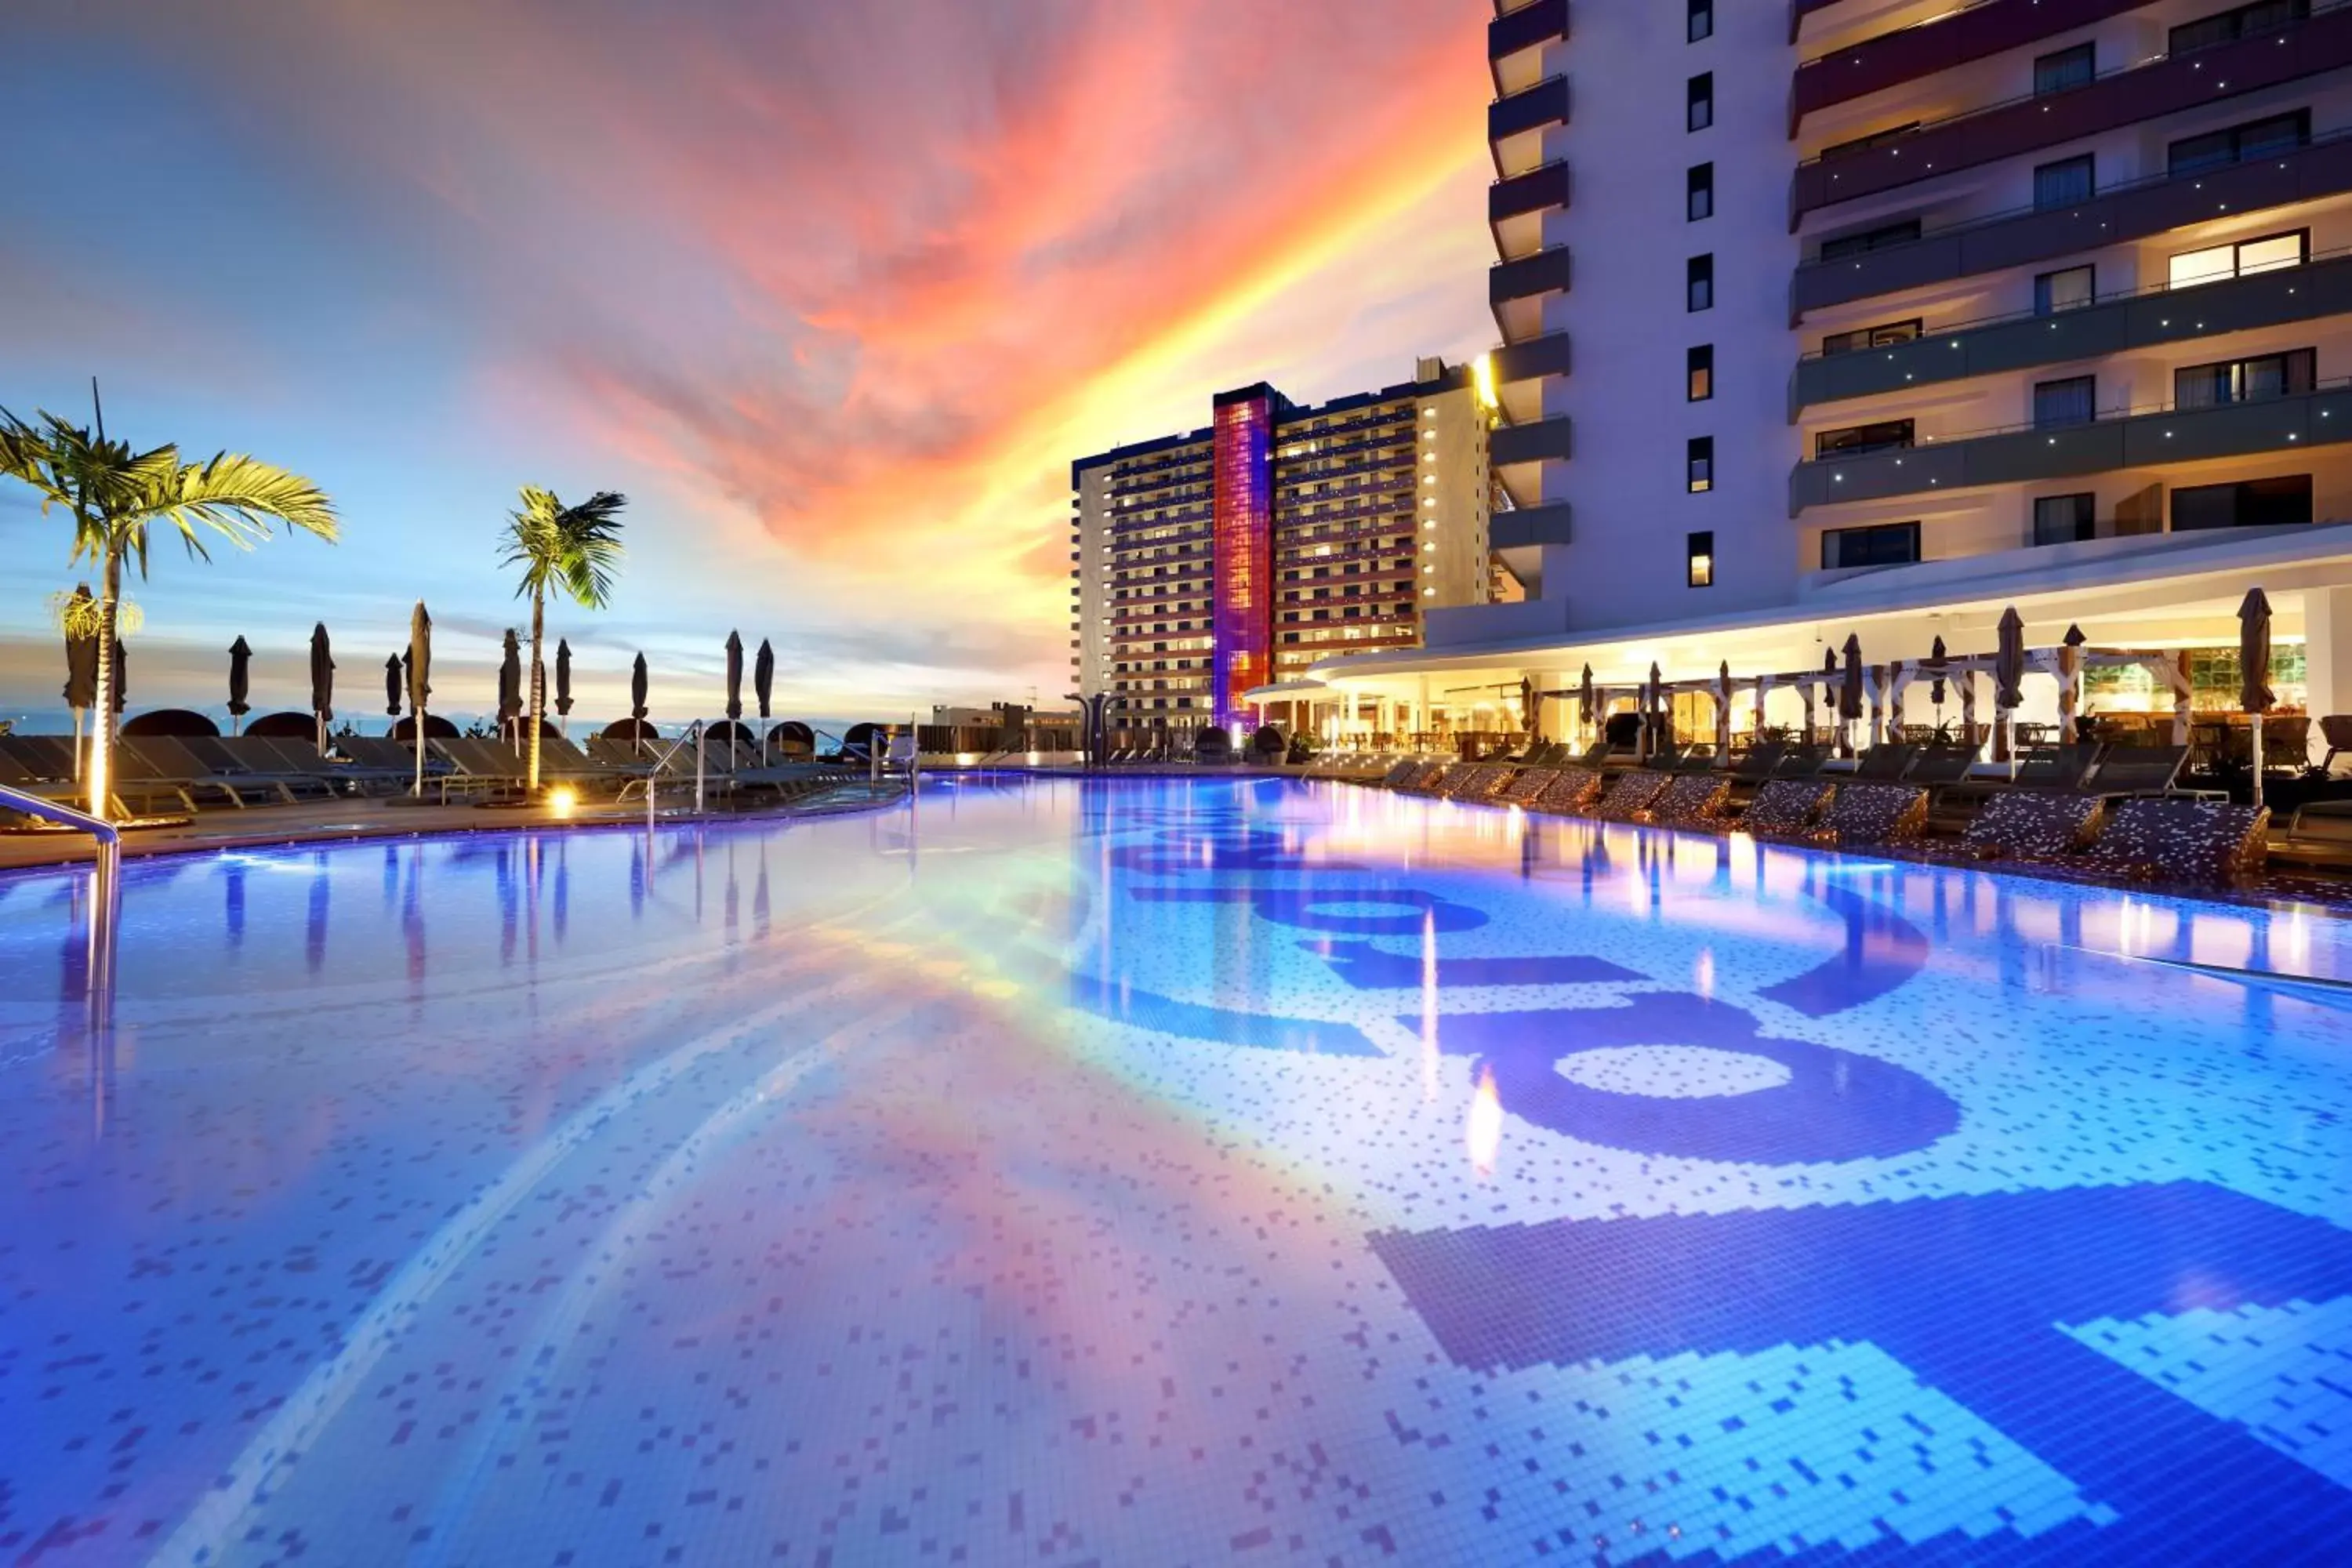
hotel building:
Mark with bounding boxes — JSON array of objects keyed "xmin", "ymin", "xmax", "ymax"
[
  {"xmin": 1070, "ymin": 359, "xmax": 1497, "ymax": 734},
  {"xmin": 1292, "ymin": 0, "xmax": 2352, "ymax": 756}
]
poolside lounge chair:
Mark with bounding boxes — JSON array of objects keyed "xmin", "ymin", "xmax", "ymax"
[
  {"xmin": 1726, "ymin": 742, "xmax": 1785, "ymax": 786},
  {"xmin": 0, "ymin": 736, "xmax": 76, "ymax": 787},
  {"xmin": 1536, "ymin": 766, "xmax": 1606, "ymax": 816},
  {"xmin": 1924, "ymin": 789, "xmax": 2107, "ymax": 864},
  {"xmin": 1496, "ymin": 767, "xmax": 1556, "ymax": 806},
  {"xmin": 1436, "ymin": 764, "xmax": 1506, "ymax": 802},
  {"xmin": 2271, "ymin": 800, "xmax": 2352, "ymax": 870},
  {"xmin": 1853, "ymin": 743, "xmax": 1918, "ymax": 782},
  {"xmin": 2080, "ymin": 798, "xmax": 2270, "ymax": 885},
  {"xmin": 1809, "ymin": 782, "xmax": 1929, "ymax": 848},
  {"xmin": 1644, "ymin": 772, "xmax": 1731, "ymax": 829},
  {"xmin": 2078, "ymin": 744, "xmax": 2191, "ymax": 799},
  {"xmin": 1769, "ymin": 745, "xmax": 1831, "ymax": 779},
  {"xmin": 1592, "ymin": 768, "xmax": 1671, "ymax": 822},
  {"xmin": 1376, "ymin": 759, "xmax": 1422, "ymax": 789},
  {"xmin": 1906, "ymin": 740, "xmax": 1982, "ymax": 793},
  {"xmin": 1671, "ymin": 745, "xmax": 1720, "ymax": 775},
  {"xmin": 1737, "ymin": 778, "xmax": 1835, "ymax": 837},
  {"xmin": 1399, "ymin": 762, "xmax": 1454, "ymax": 796},
  {"xmin": 2013, "ymin": 742, "xmax": 2104, "ymax": 792}
]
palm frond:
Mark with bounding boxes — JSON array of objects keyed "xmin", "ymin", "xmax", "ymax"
[{"xmin": 503, "ymin": 485, "xmax": 626, "ymax": 609}]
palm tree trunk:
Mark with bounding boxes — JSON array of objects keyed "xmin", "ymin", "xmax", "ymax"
[
  {"xmin": 528, "ymin": 585, "xmax": 546, "ymax": 792},
  {"xmin": 89, "ymin": 548, "xmax": 122, "ymax": 821}
]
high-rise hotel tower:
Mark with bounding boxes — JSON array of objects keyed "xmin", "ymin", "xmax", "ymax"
[
  {"xmin": 1311, "ymin": 0, "xmax": 2352, "ymax": 754},
  {"xmin": 1070, "ymin": 359, "xmax": 1497, "ymax": 733}
]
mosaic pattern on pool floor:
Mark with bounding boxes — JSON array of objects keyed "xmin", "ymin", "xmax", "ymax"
[{"xmin": 4, "ymin": 777, "xmax": 2352, "ymax": 1566}]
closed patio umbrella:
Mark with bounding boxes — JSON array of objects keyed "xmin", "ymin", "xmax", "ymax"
[
  {"xmin": 408, "ymin": 601, "xmax": 434, "ymax": 796},
  {"xmin": 754, "ymin": 639, "xmax": 775, "ymax": 764},
  {"xmin": 554, "ymin": 639, "xmax": 574, "ymax": 732},
  {"xmin": 630, "ymin": 652, "xmax": 650, "ymax": 755},
  {"xmin": 724, "ymin": 630, "xmax": 745, "ymax": 724},
  {"xmin": 61, "ymin": 583, "xmax": 98, "ymax": 774},
  {"xmin": 1994, "ymin": 607, "xmax": 2027, "ymax": 760},
  {"xmin": 227, "ymin": 637, "xmax": 252, "ymax": 735},
  {"xmin": 497, "ymin": 629, "xmax": 523, "ymax": 739},
  {"xmin": 1717, "ymin": 660, "xmax": 1733, "ymax": 753},
  {"xmin": 1839, "ymin": 635, "xmax": 1865, "ymax": 756},
  {"xmin": 1647, "ymin": 661, "xmax": 1664, "ymax": 758},
  {"xmin": 1519, "ymin": 675, "xmax": 1538, "ymax": 742},
  {"xmin": 2240, "ymin": 587, "xmax": 2274, "ymax": 810},
  {"xmin": 1578, "ymin": 664, "xmax": 1595, "ymax": 735},
  {"xmin": 1928, "ymin": 633, "xmax": 1948, "ymax": 710},
  {"xmin": 384, "ymin": 654, "xmax": 403, "ymax": 719},
  {"xmin": 308, "ymin": 622, "xmax": 334, "ymax": 753}
]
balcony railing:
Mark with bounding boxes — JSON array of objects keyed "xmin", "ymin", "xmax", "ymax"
[
  {"xmin": 1490, "ymin": 158, "xmax": 1572, "ymax": 223},
  {"xmin": 1492, "ymin": 415, "xmax": 1576, "ymax": 466},
  {"xmin": 1490, "ymin": 244, "xmax": 1573, "ymax": 306},
  {"xmin": 1490, "ymin": 74, "xmax": 1570, "ymax": 145},
  {"xmin": 1490, "ymin": 328, "xmax": 1573, "ymax": 383},
  {"xmin": 1793, "ymin": 246, "xmax": 2352, "ymax": 410},
  {"xmin": 1791, "ymin": 0, "xmax": 2161, "ymax": 132},
  {"xmin": 1791, "ymin": 125, "xmax": 2352, "ymax": 316},
  {"xmin": 1491, "ymin": 499, "xmax": 1574, "ymax": 549},
  {"xmin": 1490, "ymin": 0, "xmax": 1569, "ymax": 62},
  {"xmin": 1791, "ymin": 2, "xmax": 2352, "ymax": 222},
  {"xmin": 1789, "ymin": 376, "xmax": 2352, "ymax": 512}
]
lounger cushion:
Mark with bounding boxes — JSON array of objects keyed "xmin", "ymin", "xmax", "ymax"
[
  {"xmin": 1497, "ymin": 767, "xmax": 1556, "ymax": 805},
  {"xmin": 1443, "ymin": 765, "xmax": 1512, "ymax": 802},
  {"xmin": 1593, "ymin": 769, "xmax": 1671, "ymax": 822},
  {"xmin": 1646, "ymin": 773, "xmax": 1730, "ymax": 828},
  {"xmin": 1817, "ymin": 782, "xmax": 1929, "ymax": 847},
  {"xmin": 1378, "ymin": 759, "xmax": 1420, "ymax": 789},
  {"xmin": 2086, "ymin": 799, "xmax": 2270, "ymax": 884},
  {"xmin": 1537, "ymin": 767, "xmax": 1605, "ymax": 815},
  {"xmin": 1740, "ymin": 779, "xmax": 1835, "ymax": 837},
  {"xmin": 1958, "ymin": 790, "xmax": 2105, "ymax": 861}
]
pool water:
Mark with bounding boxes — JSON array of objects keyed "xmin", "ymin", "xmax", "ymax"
[{"xmin": 5, "ymin": 775, "xmax": 2352, "ymax": 1566}]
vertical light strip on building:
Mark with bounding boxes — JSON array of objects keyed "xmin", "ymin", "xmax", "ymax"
[{"xmin": 1210, "ymin": 387, "xmax": 1273, "ymax": 725}]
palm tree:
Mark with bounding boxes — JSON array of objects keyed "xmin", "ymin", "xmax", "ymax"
[
  {"xmin": 0, "ymin": 400, "xmax": 337, "ymax": 819},
  {"xmin": 500, "ymin": 486, "xmax": 625, "ymax": 791}
]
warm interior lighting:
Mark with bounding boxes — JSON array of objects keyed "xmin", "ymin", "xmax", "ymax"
[{"xmin": 1472, "ymin": 354, "xmax": 1498, "ymax": 412}]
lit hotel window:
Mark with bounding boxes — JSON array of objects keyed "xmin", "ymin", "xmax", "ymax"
[
  {"xmin": 1686, "ymin": 436, "xmax": 1713, "ymax": 493},
  {"xmin": 1687, "ymin": 344, "xmax": 1713, "ymax": 401},
  {"xmin": 1687, "ymin": 531, "xmax": 1715, "ymax": 587}
]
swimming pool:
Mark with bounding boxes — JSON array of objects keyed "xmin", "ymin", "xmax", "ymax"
[{"xmin": 5, "ymin": 775, "xmax": 2352, "ymax": 1566}]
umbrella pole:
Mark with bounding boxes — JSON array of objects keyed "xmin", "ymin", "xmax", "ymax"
[
  {"xmin": 72, "ymin": 709, "xmax": 85, "ymax": 782},
  {"xmin": 2251, "ymin": 715, "xmax": 2265, "ymax": 811},
  {"xmin": 414, "ymin": 709, "xmax": 426, "ymax": 799}
]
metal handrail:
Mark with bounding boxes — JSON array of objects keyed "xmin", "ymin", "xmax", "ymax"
[
  {"xmin": 2, "ymin": 781, "xmax": 121, "ymax": 1040},
  {"xmin": 1805, "ymin": 371, "xmax": 2350, "ymax": 452}
]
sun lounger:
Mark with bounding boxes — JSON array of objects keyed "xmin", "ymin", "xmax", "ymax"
[
  {"xmin": 1809, "ymin": 782, "xmax": 1929, "ymax": 848},
  {"xmin": 1434, "ymin": 764, "xmax": 1504, "ymax": 801},
  {"xmin": 1919, "ymin": 789, "xmax": 2107, "ymax": 863},
  {"xmin": 1496, "ymin": 767, "xmax": 1556, "ymax": 806},
  {"xmin": 2078, "ymin": 743, "xmax": 2192, "ymax": 798},
  {"xmin": 1727, "ymin": 742, "xmax": 1785, "ymax": 785},
  {"xmin": 1376, "ymin": 759, "xmax": 1422, "ymax": 789},
  {"xmin": 1770, "ymin": 745, "xmax": 1831, "ymax": 779},
  {"xmin": 1592, "ymin": 768, "xmax": 1671, "ymax": 822},
  {"xmin": 1853, "ymin": 743, "xmax": 1918, "ymax": 782},
  {"xmin": 0, "ymin": 736, "xmax": 76, "ymax": 785},
  {"xmin": 2080, "ymin": 798, "xmax": 2270, "ymax": 885},
  {"xmin": 1737, "ymin": 778, "xmax": 1835, "ymax": 836},
  {"xmin": 1537, "ymin": 767, "xmax": 1606, "ymax": 815},
  {"xmin": 1644, "ymin": 772, "xmax": 1731, "ymax": 829}
]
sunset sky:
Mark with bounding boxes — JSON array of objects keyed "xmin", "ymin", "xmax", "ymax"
[{"xmin": 1, "ymin": 0, "xmax": 1496, "ymax": 728}]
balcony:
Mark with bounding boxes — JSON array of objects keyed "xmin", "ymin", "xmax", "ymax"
[
  {"xmin": 1490, "ymin": 159, "xmax": 1571, "ymax": 224},
  {"xmin": 1490, "ymin": 74, "xmax": 1570, "ymax": 144},
  {"xmin": 1490, "ymin": 329, "xmax": 1573, "ymax": 383},
  {"xmin": 1794, "ymin": 248, "xmax": 2352, "ymax": 410},
  {"xmin": 1791, "ymin": 128, "xmax": 2352, "ymax": 317},
  {"xmin": 1490, "ymin": 244, "xmax": 1573, "ymax": 305},
  {"xmin": 1490, "ymin": 0, "xmax": 1568, "ymax": 62},
  {"xmin": 1791, "ymin": 0, "xmax": 2159, "ymax": 132},
  {"xmin": 1791, "ymin": 5, "xmax": 2352, "ymax": 223},
  {"xmin": 1492, "ymin": 415, "xmax": 1576, "ymax": 467},
  {"xmin": 1788, "ymin": 0, "xmax": 1845, "ymax": 42},
  {"xmin": 1491, "ymin": 500, "xmax": 1573, "ymax": 549},
  {"xmin": 1788, "ymin": 379, "xmax": 2352, "ymax": 513}
]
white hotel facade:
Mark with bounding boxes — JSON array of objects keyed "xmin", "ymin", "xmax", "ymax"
[{"xmin": 1284, "ymin": 0, "xmax": 2352, "ymax": 757}]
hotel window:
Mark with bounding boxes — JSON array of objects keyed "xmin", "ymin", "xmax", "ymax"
[
  {"xmin": 2174, "ymin": 347, "xmax": 2314, "ymax": 408},
  {"xmin": 2169, "ymin": 228, "xmax": 2308, "ymax": 289},
  {"xmin": 1686, "ymin": 437, "xmax": 1714, "ymax": 492},
  {"xmin": 2172, "ymin": 474, "xmax": 2313, "ymax": 529},
  {"xmin": 2034, "ymin": 375, "xmax": 2096, "ymax": 429},
  {"xmin": 2034, "ymin": 43, "xmax": 2095, "ymax": 96},
  {"xmin": 1686, "ymin": 254, "xmax": 1714, "ymax": 311},
  {"xmin": 1688, "ymin": 0, "xmax": 1713, "ymax": 42},
  {"xmin": 1686, "ymin": 531, "xmax": 1715, "ymax": 586},
  {"xmin": 1687, "ymin": 73, "xmax": 1713, "ymax": 132},
  {"xmin": 2034, "ymin": 264, "xmax": 2095, "ymax": 315},
  {"xmin": 1815, "ymin": 418, "xmax": 1913, "ymax": 459},
  {"xmin": 1820, "ymin": 318, "xmax": 1922, "ymax": 356},
  {"xmin": 1687, "ymin": 162, "xmax": 1714, "ymax": 221},
  {"xmin": 1818, "ymin": 218, "xmax": 1919, "ymax": 262},
  {"xmin": 2172, "ymin": 0, "xmax": 2311, "ymax": 57},
  {"xmin": 1821, "ymin": 521, "xmax": 1922, "ymax": 569},
  {"xmin": 2033, "ymin": 492, "xmax": 2097, "ymax": 545},
  {"xmin": 2169, "ymin": 110, "xmax": 2308, "ymax": 176},
  {"xmin": 1687, "ymin": 344, "xmax": 1714, "ymax": 401},
  {"xmin": 2034, "ymin": 154, "xmax": 2094, "ymax": 210}
]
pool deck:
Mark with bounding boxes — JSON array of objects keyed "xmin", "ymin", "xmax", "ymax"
[{"xmin": 0, "ymin": 782, "xmax": 909, "ymax": 871}]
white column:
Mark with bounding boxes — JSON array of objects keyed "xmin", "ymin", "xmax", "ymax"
[{"xmin": 2305, "ymin": 586, "xmax": 2352, "ymax": 766}]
